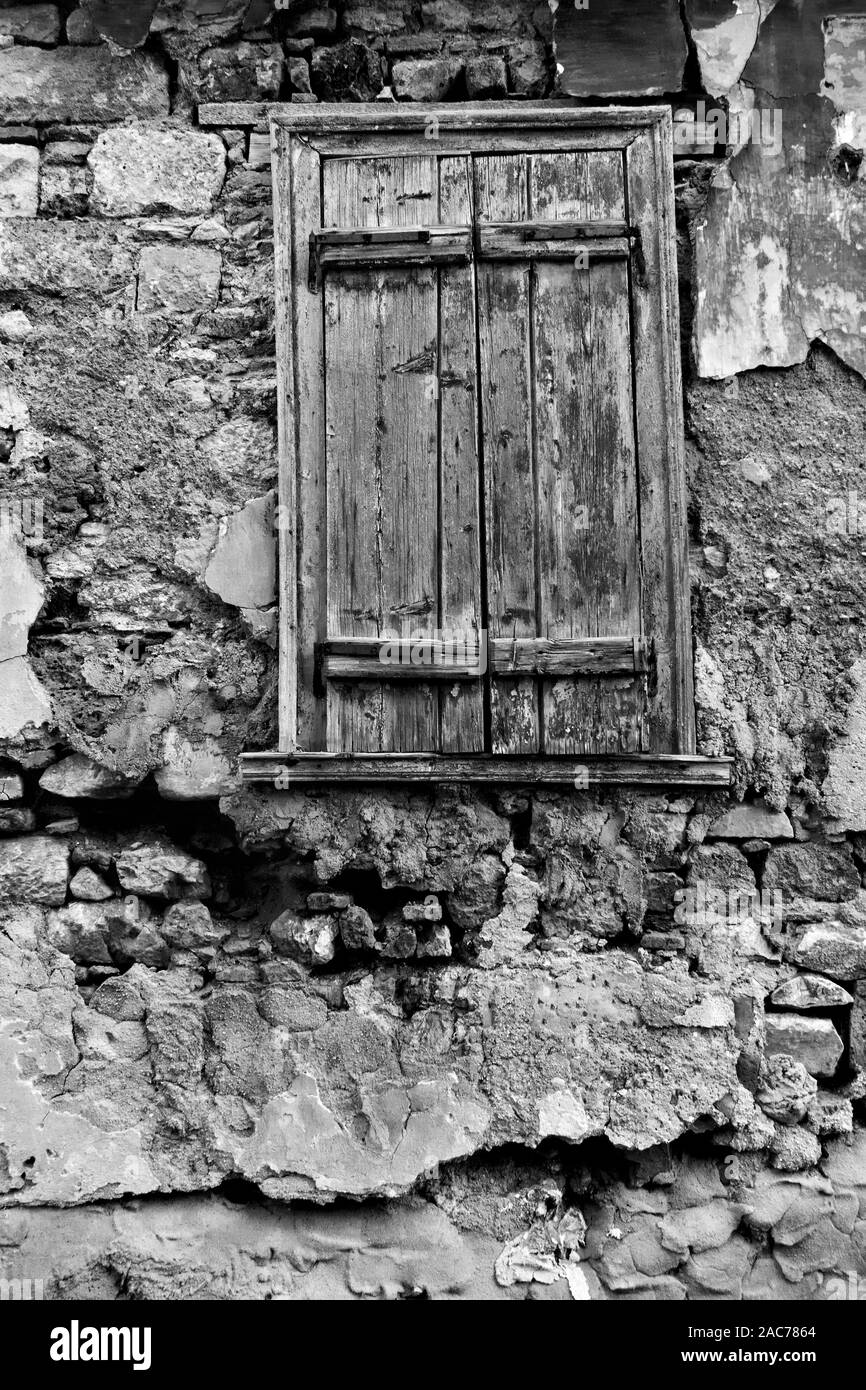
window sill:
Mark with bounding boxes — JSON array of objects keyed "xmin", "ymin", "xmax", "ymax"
[{"xmin": 239, "ymin": 753, "xmax": 732, "ymax": 788}]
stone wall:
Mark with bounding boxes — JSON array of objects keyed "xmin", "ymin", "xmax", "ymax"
[{"xmin": 1, "ymin": 0, "xmax": 866, "ymax": 1301}]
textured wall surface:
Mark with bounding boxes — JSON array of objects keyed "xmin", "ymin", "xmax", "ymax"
[{"xmin": 1, "ymin": 0, "xmax": 866, "ymax": 1301}]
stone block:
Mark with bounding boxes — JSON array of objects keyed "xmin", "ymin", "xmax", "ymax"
[
  {"xmin": 137, "ymin": 244, "xmax": 222, "ymax": 314},
  {"xmin": 0, "ymin": 144, "xmax": 38, "ymax": 217},
  {"xmin": 0, "ymin": 835, "xmax": 69, "ymax": 905},
  {"xmin": 392, "ymin": 57, "xmax": 461, "ymax": 101},
  {"xmin": 89, "ymin": 128, "xmax": 225, "ymax": 217},
  {"xmin": 764, "ymin": 1014, "xmax": 844, "ymax": 1079},
  {"xmin": 0, "ymin": 48, "xmax": 169, "ymax": 123}
]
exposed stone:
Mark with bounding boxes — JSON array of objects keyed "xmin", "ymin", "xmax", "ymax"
[
  {"xmin": 0, "ymin": 144, "xmax": 38, "ymax": 217},
  {"xmin": 769, "ymin": 975, "xmax": 853, "ymax": 1010},
  {"xmin": 69, "ymin": 867, "xmax": 113, "ymax": 902},
  {"xmin": 45, "ymin": 901, "xmax": 111, "ymax": 964},
  {"xmin": 771, "ymin": 1126, "xmax": 822, "ymax": 1173},
  {"xmin": 288, "ymin": 56, "xmax": 312, "ymax": 95},
  {"xmin": 137, "ymin": 245, "xmax": 221, "ymax": 315},
  {"xmin": 789, "ymin": 923, "xmax": 866, "ymax": 981},
  {"xmin": 764, "ymin": 1014, "xmax": 844, "ymax": 1079},
  {"xmin": 446, "ymin": 853, "xmax": 506, "ymax": 930},
  {"xmin": 805, "ymin": 1092, "xmax": 853, "ymax": 1138},
  {"xmin": 307, "ymin": 892, "xmax": 351, "ymax": 911},
  {"xmin": 0, "ymin": 309, "xmax": 33, "ymax": 341},
  {"xmin": 707, "ymin": 800, "xmax": 793, "ymax": 840},
  {"xmin": 89, "ymin": 128, "xmax": 225, "ymax": 217},
  {"xmin": 39, "ymin": 163, "xmax": 92, "ymax": 217},
  {"xmin": 39, "ymin": 754, "xmax": 139, "ymax": 800},
  {"xmin": 464, "ymin": 54, "xmax": 507, "ymax": 99},
  {"xmin": 0, "ymin": 48, "xmax": 168, "ymax": 123},
  {"xmin": 850, "ymin": 981, "xmax": 866, "ymax": 1075},
  {"xmin": 161, "ymin": 901, "xmax": 226, "ymax": 956},
  {"xmin": 66, "ymin": 6, "xmax": 99, "ymax": 44},
  {"xmin": 269, "ymin": 908, "xmax": 338, "ymax": 966},
  {"xmin": 824, "ymin": 658, "xmax": 866, "ymax": 831},
  {"xmin": 415, "ymin": 924, "xmax": 452, "ymax": 959},
  {"xmin": 756, "ymin": 1055, "xmax": 817, "ymax": 1125},
  {"xmin": 311, "ymin": 40, "xmax": 383, "ymax": 101},
  {"xmin": 506, "ymin": 39, "xmax": 548, "ymax": 97},
  {"xmin": 115, "ymin": 834, "xmax": 210, "ymax": 901},
  {"xmin": 105, "ymin": 895, "xmax": 169, "ymax": 968},
  {"xmin": 286, "ymin": 6, "xmax": 338, "ymax": 39},
  {"xmin": 0, "ymin": 807, "xmax": 36, "ymax": 835},
  {"xmin": 381, "ymin": 911, "xmax": 417, "ymax": 959},
  {"xmin": 0, "ymin": 5, "xmax": 62, "ymax": 44},
  {"xmin": 392, "ymin": 57, "xmax": 461, "ymax": 101},
  {"xmin": 763, "ymin": 843, "xmax": 860, "ymax": 903},
  {"xmin": 0, "ymin": 836, "xmax": 68, "ymax": 905},
  {"xmin": 339, "ymin": 904, "xmax": 378, "ymax": 953},
  {"xmin": 182, "ymin": 42, "xmax": 284, "ymax": 105},
  {"xmin": 80, "ymin": 0, "xmax": 160, "ymax": 49}
]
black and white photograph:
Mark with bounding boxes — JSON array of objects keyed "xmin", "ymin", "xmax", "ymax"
[{"xmin": 0, "ymin": 0, "xmax": 863, "ymax": 1348}]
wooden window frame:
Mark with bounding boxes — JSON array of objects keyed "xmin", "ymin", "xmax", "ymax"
[{"xmin": 235, "ymin": 102, "xmax": 730, "ymax": 788}]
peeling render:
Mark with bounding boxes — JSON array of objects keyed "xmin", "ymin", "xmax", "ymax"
[{"xmin": 0, "ymin": 0, "xmax": 865, "ymax": 1304}]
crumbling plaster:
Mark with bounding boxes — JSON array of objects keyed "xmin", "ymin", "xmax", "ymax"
[{"xmin": 0, "ymin": 0, "xmax": 865, "ymax": 1302}]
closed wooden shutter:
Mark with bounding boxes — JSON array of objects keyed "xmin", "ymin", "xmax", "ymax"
[{"xmin": 271, "ymin": 106, "xmax": 694, "ymax": 762}]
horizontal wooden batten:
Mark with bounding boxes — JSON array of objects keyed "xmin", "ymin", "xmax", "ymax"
[
  {"xmin": 477, "ymin": 220, "xmax": 634, "ymax": 263},
  {"xmin": 239, "ymin": 751, "xmax": 733, "ymax": 787},
  {"xmin": 322, "ymin": 637, "xmax": 484, "ymax": 681},
  {"xmin": 309, "ymin": 225, "xmax": 472, "ymax": 290},
  {"xmin": 490, "ymin": 636, "xmax": 645, "ymax": 676}
]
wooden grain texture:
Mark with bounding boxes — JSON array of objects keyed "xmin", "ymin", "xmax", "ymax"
[
  {"xmin": 269, "ymin": 124, "xmax": 298, "ymax": 752},
  {"xmin": 626, "ymin": 116, "xmax": 696, "ymax": 752},
  {"xmin": 285, "ymin": 129, "xmax": 327, "ymax": 751},
  {"xmin": 477, "ymin": 230, "xmax": 630, "ymax": 262},
  {"xmin": 239, "ymin": 750, "xmax": 733, "ymax": 787},
  {"xmin": 438, "ymin": 155, "xmax": 484, "ymax": 751},
  {"xmin": 311, "ymin": 225, "xmax": 471, "ymax": 290},
  {"xmin": 323, "ymin": 153, "xmax": 439, "ymax": 752},
  {"xmin": 323, "ymin": 636, "xmax": 483, "ymax": 681},
  {"xmin": 206, "ymin": 102, "xmax": 669, "ymax": 133},
  {"xmin": 490, "ymin": 636, "xmax": 643, "ymax": 675},
  {"xmin": 530, "ymin": 149, "xmax": 645, "ymax": 755},
  {"xmin": 474, "ymin": 153, "xmax": 539, "ymax": 753}
]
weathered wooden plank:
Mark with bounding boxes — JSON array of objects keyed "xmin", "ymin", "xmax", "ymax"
[
  {"xmin": 270, "ymin": 124, "xmax": 298, "ymax": 752},
  {"xmin": 438, "ymin": 154, "xmax": 484, "ymax": 752},
  {"xmin": 491, "ymin": 636, "xmax": 643, "ymax": 676},
  {"xmin": 475, "ymin": 153, "xmax": 539, "ymax": 754},
  {"xmin": 530, "ymin": 149, "xmax": 644, "ymax": 755},
  {"xmin": 322, "ymin": 636, "xmax": 483, "ymax": 681},
  {"xmin": 239, "ymin": 750, "xmax": 733, "ymax": 787},
  {"xmin": 310, "ymin": 224, "xmax": 472, "ymax": 291},
  {"xmin": 478, "ymin": 231, "xmax": 631, "ymax": 262},
  {"xmin": 284, "ymin": 128, "xmax": 327, "ymax": 752},
  {"xmin": 626, "ymin": 116, "xmax": 695, "ymax": 752},
  {"xmin": 323, "ymin": 153, "xmax": 439, "ymax": 752},
  {"xmin": 481, "ymin": 219, "xmax": 632, "ymax": 242},
  {"xmin": 204, "ymin": 102, "xmax": 668, "ymax": 134}
]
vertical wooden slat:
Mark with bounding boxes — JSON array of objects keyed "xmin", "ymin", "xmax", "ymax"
[
  {"xmin": 474, "ymin": 154, "xmax": 539, "ymax": 754},
  {"xmin": 530, "ymin": 150, "xmax": 644, "ymax": 755},
  {"xmin": 626, "ymin": 117, "xmax": 695, "ymax": 753},
  {"xmin": 438, "ymin": 155, "xmax": 484, "ymax": 752},
  {"xmin": 287, "ymin": 131, "xmax": 326, "ymax": 752},
  {"xmin": 270, "ymin": 124, "xmax": 297, "ymax": 752},
  {"xmin": 323, "ymin": 155, "xmax": 439, "ymax": 752}
]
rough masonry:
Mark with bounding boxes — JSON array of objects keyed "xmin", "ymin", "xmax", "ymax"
[{"xmin": 1, "ymin": 0, "xmax": 866, "ymax": 1301}]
